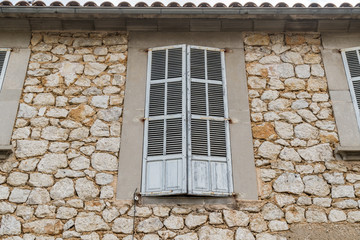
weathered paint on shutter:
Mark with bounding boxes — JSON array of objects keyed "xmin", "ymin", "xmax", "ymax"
[
  {"xmin": 187, "ymin": 45, "xmax": 233, "ymax": 196},
  {"xmin": 342, "ymin": 47, "xmax": 360, "ymax": 130},
  {"xmin": 141, "ymin": 45, "xmax": 187, "ymax": 195},
  {"xmin": 0, "ymin": 49, "xmax": 11, "ymax": 92}
]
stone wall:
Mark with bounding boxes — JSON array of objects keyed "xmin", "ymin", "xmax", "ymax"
[
  {"xmin": 245, "ymin": 33, "xmax": 360, "ymax": 236},
  {"xmin": 0, "ymin": 32, "xmax": 129, "ymax": 240},
  {"xmin": 1, "ymin": 32, "xmax": 360, "ymax": 240}
]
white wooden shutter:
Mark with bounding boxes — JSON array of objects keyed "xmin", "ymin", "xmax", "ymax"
[
  {"xmin": 0, "ymin": 49, "xmax": 10, "ymax": 92},
  {"xmin": 142, "ymin": 45, "xmax": 187, "ymax": 195},
  {"xmin": 342, "ymin": 48, "xmax": 360, "ymax": 130},
  {"xmin": 187, "ymin": 46, "xmax": 233, "ymax": 196}
]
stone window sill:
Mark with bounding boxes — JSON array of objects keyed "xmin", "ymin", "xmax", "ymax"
[
  {"xmin": 335, "ymin": 145, "xmax": 360, "ymax": 161},
  {"xmin": 0, "ymin": 145, "xmax": 12, "ymax": 160},
  {"xmin": 141, "ymin": 196, "xmax": 236, "ymax": 205},
  {"xmin": 139, "ymin": 196, "xmax": 263, "ymax": 211}
]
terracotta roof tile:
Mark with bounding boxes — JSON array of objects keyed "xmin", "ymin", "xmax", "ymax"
[
  {"xmin": 118, "ymin": 2, "xmax": 131, "ymax": 6},
  {"xmin": 50, "ymin": 1, "xmax": 64, "ymax": 6},
  {"xmin": 15, "ymin": 1, "xmax": 29, "ymax": 6},
  {"xmin": 275, "ymin": 2, "xmax": 288, "ymax": 7},
  {"xmin": 33, "ymin": 0, "xmax": 46, "ymax": 6},
  {"xmin": 100, "ymin": 1, "xmax": 114, "ymax": 6}
]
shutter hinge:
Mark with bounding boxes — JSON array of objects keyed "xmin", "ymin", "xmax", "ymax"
[{"xmin": 224, "ymin": 48, "xmax": 233, "ymax": 53}]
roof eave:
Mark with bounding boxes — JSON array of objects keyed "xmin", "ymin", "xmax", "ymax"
[{"xmin": 1, "ymin": 6, "xmax": 360, "ymax": 19}]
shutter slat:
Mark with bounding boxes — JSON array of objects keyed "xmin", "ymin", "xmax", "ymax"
[
  {"xmin": 149, "ymin": 83, "xmax": 165, "ymax": 116},
  {"xmin": 147, "ymin": 120, "xmax": 164, "ymax": 156},
  {"xmin": 210, "ymin": 120, "xmax": 227, "ymax": 157},
  {"xmin": 166, "ymin": 118, "xmax": 182, "ymax": 154},
  {"xmin": 188, "ymin": 46, "xmax": 233, "ymax": 196},
  {"xmin": 190, "ymin": 48, "xmax": 205, "ymax": 79},
  {"xmin": 0, "ymin": 50, "xmax": 10, "ymax": 91},
  {"xmin": 191, "ymin": 119, "xmax": 208, "ymax": 155},
  {"xmin": 191, "ymin": 82, "xmax": 206, "ymax": 115},
  {"xmin": 208, "ymin": 83, "xmax": 224, "ymax": 117},
  {"xmin": 142, "ymin": 45, "xmax": 187, "ymax": 195},
  {"xmin": 168, "ymin": 48, "xmax": 182, "ymax": 79},
  {"xmin": 0, "ymin": 51, "xmax": 6, "ymax": 74},
  {"xmin": 167, "ymin": 81, "xmax": 182, "ymax": 114},
  {"xmin": 151, "ymin": 50, "xmax": 166, "ymax": 80},
  {"xmin": 345, "ymin": 50, "xmax": 360, "ymax": 78},
  {"xmin": 352, "ymin": 80, "xmax": 360, "ymax": 110},
  {"xmin": 207, "ymin": 50, "xmax": 222, "ymax": 81}
]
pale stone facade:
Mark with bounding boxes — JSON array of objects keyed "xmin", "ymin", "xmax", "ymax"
[{"xmin": 0, "ymin": 32, "xmax": 360, "ymax": 240}]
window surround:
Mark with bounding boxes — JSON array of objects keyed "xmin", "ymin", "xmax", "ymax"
[
  {"xmin": 322, "ymin": 33, "xmax": 360, "ymax": 160},
  {"xmin": 0, "ymin": 32, "xmax": 31, "ymax": 160},
  {"xmin": 116, "ymin": 32, "xmax": 258, "ymax": 202}
]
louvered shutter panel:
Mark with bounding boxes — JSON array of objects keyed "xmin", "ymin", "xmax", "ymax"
[
  {"xmin": 187, "ymin": 46, "xmax": 233, "ymax": 196},
  {"xmin": 342, "ymin": 48, "xmax": 360, "ymax": 129},
  {"xmin": 142, "ymin": 45, "xmax": 187, "ymax": 195},
  {"xmin": 0, "ymin": 49, "xmax": 10, "ymax": 91}
]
